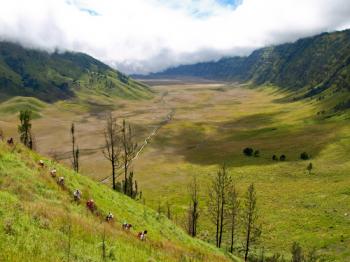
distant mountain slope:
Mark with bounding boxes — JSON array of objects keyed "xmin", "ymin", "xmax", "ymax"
[
  {"xmin": 146, "ymin": 30, "xmax": 350, "ymax": 97},
  {"xmin": 0, "ymin": 42, "xmax": 151, "ymax": 102}
]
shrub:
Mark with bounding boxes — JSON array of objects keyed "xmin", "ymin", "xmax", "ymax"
[
  {"xmin": 300, "ymin": 152, "xmax": 309, "ymax": 160},
  {"xmin": 243, "ymin": 147, "xmax": 254, "ymax": 156},
  {"xmin": 279, "ymin": 155, "xmax": 286, "ymax": 161}
]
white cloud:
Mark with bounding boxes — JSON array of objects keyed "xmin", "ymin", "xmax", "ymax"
[{"xmin": 0, "ymin": 0, "xmax": 349, "ymax": 74}]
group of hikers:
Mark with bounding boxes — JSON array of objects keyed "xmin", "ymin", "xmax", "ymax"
[
  {"xmin": 4, "ymin": 137, "xmax": 149, "ymax": 241},
  {"xmin": 37, "ymin": 158, "xmax": 148, "ymax": 241}
]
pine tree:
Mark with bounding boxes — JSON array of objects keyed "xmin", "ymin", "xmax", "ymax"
[
  {"xmin": 243, "ymin": 183, "xmax": 261, "ymax": 261},
  {"xmin": 227, "ymin": 185, "xmax": 240, "ymax": 253},
  {"xmin": 71, "ymin": 123, "xmax": 79, "ymax": 173},
  {"xmin": 207, "ymin": 164, "xmax": 232, "ymax": 248},
  {"xmin": 187, "ymin": 175, "xmax": 199, "ymax": 237},
  {"xmin": 18, "ymin": 110, "xmax": 33, "ymax": 149}
]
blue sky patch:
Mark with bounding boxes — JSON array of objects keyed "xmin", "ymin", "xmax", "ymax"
[
  {"xmin": 157, "ymin": 0, "xmax": 243, "ymax": 18},
  {"xmin": 217, "ymin": 0, "xmax": 243, "ymax": 8}
]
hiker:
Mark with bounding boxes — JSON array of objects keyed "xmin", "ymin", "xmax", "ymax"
[
  {"xmin": 106, "ymin": 212, "xmax": 114, "ymax": 222},
  {"xmin": 138, "ymin": 230, "xmax": 147, "ymax": 241},
  {"xmin": 122, "ymin": 222, "xmax": 132, "ymax": 231},
  {"xmin": 86, "ymin": 199, "xmax": 95, "ymax": 211},
  {"xmin": 7, "ymin": 138, "xmax": 14, "ymax": 145},
  {"xmin": 38, "ymin": 160, "xmax": 45, "ymax": 168},
  {"xmin": 73, "ymin": 189, "xmax": 82, "ymax": 201},
  {"xmin": 57, "ymin": 177, "xmax": 65, "ymax": 187},
  {"xmin": 50, "ymin": 168, "xmax": 57, "ymax": 178}
]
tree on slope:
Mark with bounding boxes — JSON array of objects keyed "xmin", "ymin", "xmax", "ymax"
[
  {"xmin": 227, "ymin": 184, "xmax": 240, "ymax": 254},
  {"xmin": 103, "ymin": 113, "xmax": 122, "ymax": 190},
  {"xmin": 121, "ymin": 119, "xmax": 138, "ymax": 194},
  {"xmin": 123, "ymin": 171, "xmax": 140, "ymax": 199},
  {"xmin": 71, "ymin": 123, "xmax": 80, "ymax": 173},
  {"xmin": 208, "ymin": 164, "xmax": 232, "ymax": 248},
  {"xmin": 243, "ymin": 183, "xmax": 261, "ymax": 261},
  {"xmin": 187, "ymin": 175, "xmax": 200, "ymax": 237},
  {"xmin": 18, "ymin": 110, "xmax": 33, "ymax": 149}
]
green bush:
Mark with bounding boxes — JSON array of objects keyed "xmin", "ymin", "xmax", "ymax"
[
  {"xmin": 243, "ymin": 147, "xmax": 254, "ymax": 156},
  {"xmin": 300, "ymin": 152, "xmax": 310, "ymax": 160}
]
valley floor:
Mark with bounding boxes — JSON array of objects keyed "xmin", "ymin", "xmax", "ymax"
[{"xmin": 1, "ymin": 81, "xmax": 350, "ymax": 260}]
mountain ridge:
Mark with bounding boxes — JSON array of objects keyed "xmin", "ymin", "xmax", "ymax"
[
  {"xmin": 0, "ymin": 41, "xmax": 151, "ymax": 102},
  {"xmin": 141, "ymin": 29, "xmax": 350, "ymax": 105}
]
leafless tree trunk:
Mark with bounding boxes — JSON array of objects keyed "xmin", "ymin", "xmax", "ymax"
[
  {"xmin": 166, "ymin": 201, "xmax": 172, "ymax": 220},
  {"xmin": 187, "ymin": 175, "xmax": 200, "ymax": 237},
  {"xmin": 121, "ymin": 119, "xmax": 138, "ymax": 194},
  {"xmin": 71, "ymin": 123, "xmax": 79, "ymax": 173},
  {"xmin": 103, "ymin": 114, "xmax": 121, "ymax": 190},
  {"xmin": 243, "ymin": 183, "xmax": 260, "ymax": 261},
  {"xmin": 207, "ymin": 164, "xmax": 232, "ymax": 248},
  {"xmin": 228, "ymin": 185, "xmax": 240, "ymax": 253}
]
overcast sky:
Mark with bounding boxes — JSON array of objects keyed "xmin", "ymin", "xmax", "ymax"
[{"xmin": 0, "ymin": 0, "xmax": 349, "ymax": 74}]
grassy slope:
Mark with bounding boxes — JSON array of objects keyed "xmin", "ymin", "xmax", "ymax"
[
  {"xmin": 0, "ymin": 41, "xmax": 152, "ymax": 103},
  {"xmin": 0, "ymin": 142, "xmax": 232, "ymax": 262},
  {"xmin": 1, "ymin": 81, "xmax": 349, "ymax": 260}
]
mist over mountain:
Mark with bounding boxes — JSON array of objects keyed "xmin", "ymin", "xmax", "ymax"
[
  {"xmin": 144, "ymin": 29, "xmax": 350, "ymax": 98},
  {"xmin": 1, "ymin": 0, "xmax": 350, "ymax": 74}
]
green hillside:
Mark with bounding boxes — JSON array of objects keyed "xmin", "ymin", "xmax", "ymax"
[
  {"xmin": 0, "ymin": 42, "xmax": 152, "ymax": 102},
  {"xmin": 0, "ymin": 141, "xmax": 233, "ymax": 262},
  {"xmin": 145, "ymin": 29, "xmax": 350, "ymax": 111}
]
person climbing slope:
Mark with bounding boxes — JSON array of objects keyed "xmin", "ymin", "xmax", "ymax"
[
  {"xmin": 86, "ymin": 199, "xmax": 95, "ymax": 212},
  {"xmin": 73, "ymin": 189, "xmax": 82, "ymax": 201},
  {"xmin": 106, "ymin": 212, "xmax": 114, "ymax": 222}
]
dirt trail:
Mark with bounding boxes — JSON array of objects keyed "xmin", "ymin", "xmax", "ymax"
[{"xmin": 99, "ymin": 92, "xmax": 174, "ymax": 184}]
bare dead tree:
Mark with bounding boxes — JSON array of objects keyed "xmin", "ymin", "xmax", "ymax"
[
  {"xmin": 121, "ymin": 119, "xmax": 138, "ymax": 194},
  {"xmin": 227, "ymin": 184, "xmax": 240, "ymax": 253},
  {"xmin": 103, "ymin": 114, "xmax": 122, "ymax": 190},
  {"xmin": 71, "ymin": 123, "xmax": 79, "ymax": 173},
  {"xmin": 207, "ymin": 164, "xmax": 232, "ymax": 248},
  {"xmin": 187, "ymin": 175, "xmax": 200, "ymax": 237},
  {"xmin": 243, "ymin": 183, "xmax": 261, "ymax": 261}
]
